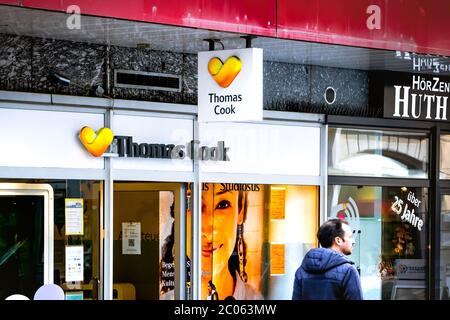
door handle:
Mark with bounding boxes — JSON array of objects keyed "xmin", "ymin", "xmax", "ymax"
[{"xmin": 90, "ymin": 277, "xmax": 100, "ymax": 300}]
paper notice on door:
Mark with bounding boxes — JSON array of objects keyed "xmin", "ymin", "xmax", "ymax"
[
  {"xmin": 65, "ymin": 245, "xmax": 84, "ymax": 282},
  {"xmin": 270, "ymin": 187, "xmax": 286, "ymax": 219},
  {"xmin": 270, "ymin": 243, "xmax": 285, "ymax": 275},
  {"xmin": 65, "ymin": 198, "xmax": 84, "ymax": 235},
  {"xmin": 122, "ymin": 222, "xmax": 141, "ymax": 255}
]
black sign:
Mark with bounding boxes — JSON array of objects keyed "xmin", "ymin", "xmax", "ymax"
[{"xmin": 382, "ymin": 72, "xmax": 450, "ymax": 121}]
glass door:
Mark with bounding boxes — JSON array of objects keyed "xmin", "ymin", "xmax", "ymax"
[
  {"xmin": 440, "ymin": 191, "xmax": 450, "ymax": 300},
  {"xmin": 0, "ymin": 183, "xmax": 53, "ymax": 299},
  {"xmin": 112, "ymin": 182, "xmax": 185, "ymax": 300}
]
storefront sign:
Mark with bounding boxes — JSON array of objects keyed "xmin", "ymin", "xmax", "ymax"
[
  {"xmin": 65, "ymin": 198, "xmax": 84, "ymax": 236},
  {"xmin": 114, "ymin": 136, "xmax": 229, "ymax": 161},
  {"xmin": 391, "ymin": 191, "xmax": 424, "ymax": 231},
  {"xmin": 198, "ymin": 48, "xmax": 263, "ymax": 122},
  {"xmin": 394, "ymin": 259, "xmax": 426, "ymax": 280},
  {"xmin": 383, "ymin": 73, "xmax": 450, "ymax": 121},
  {"xmin": 79, "ymin": 126, "xmax": 230, "ymax": 161},
  {"xmin": 122, "ymin": 222, "xmax": 141, "ymax": 255},
  {"xmin": 79, "ymin": 126, "xmax": 114, "ymax": 157},
  {"xmin": 65, "ymin": 245, "xmax": 84, "ymax": 282}
]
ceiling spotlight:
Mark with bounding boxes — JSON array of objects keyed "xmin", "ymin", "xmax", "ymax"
[{"xmin": 324, "ymin": 86, "xmax": 336, "ymax": 105}]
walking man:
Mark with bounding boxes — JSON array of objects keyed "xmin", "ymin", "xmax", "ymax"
[{"xmin": 292, "ymin": 218, "xmax": 363, "ymax": 300}]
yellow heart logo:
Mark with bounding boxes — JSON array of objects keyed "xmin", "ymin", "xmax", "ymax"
[
  {"xmin": 79, "ymin": 126, "xmax": 114, "ymax": 157},
  {"xmin": 208, "ymin": 56, "xmax": 242, "ymax": 88}
]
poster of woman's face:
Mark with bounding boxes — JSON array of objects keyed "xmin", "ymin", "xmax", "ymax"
[
  {"xmin": 200, "ymin": 183, "xmax": 264, "ymax": 300},
  {"xmin": 187, "ymin": 183, "xmax": 319, "ymax": 300}
]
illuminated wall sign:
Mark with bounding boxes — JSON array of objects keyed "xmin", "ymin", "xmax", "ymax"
[
  {"xmin": 79, "ymin": 127, "xmax": 229, "ymax": 161},
  {"xmin": 391, "ymin": 191, "xmax": 424, "ymax": 231},
  {"xmin": 382, "ymin": 72, "xmax": 450, "ymax": 122},
  {"xmin": 198, "ymin": 48, "xmax": 263, "ymax": 122}
]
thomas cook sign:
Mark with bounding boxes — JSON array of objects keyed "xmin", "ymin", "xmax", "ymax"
[
  {"xmin": 198, "ymin": 48, "xmax": 263, "ymax": 122},
  {"xmin": 383, "ymin": 72, "xmax": 450, "ymax": 122}
]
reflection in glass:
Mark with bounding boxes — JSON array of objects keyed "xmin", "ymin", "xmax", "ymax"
[
  {"xmin": 328, "ymin": 128, "xmax": 429, "ymax": 178},
  {"xmin": 440, "ymin": 134, "xmax": 450, "ymax": 179},
  {"xmin": 328, "ymin": 185, "xmax": 428, "ymax": 300},
  {"xmin": 440, "ymin": 194, "xmax": 450, "ymax": 300},
  {"xmin": 0, "ymin": 196, "xmax": 44, "ymax": 299}
]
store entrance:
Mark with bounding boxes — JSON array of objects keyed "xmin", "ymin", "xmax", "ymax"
[
  {"xmin": 112, "ymin": 182, "xmax": 184, "ymax": 300},
  {"xmin": 0, "ymin": 183, "xmax": 53, "ymax": 300}
]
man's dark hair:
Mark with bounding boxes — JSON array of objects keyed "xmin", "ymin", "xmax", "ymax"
[{"xmin": 317, "ymin": 218, "xmax": 349, "ymax": 248}]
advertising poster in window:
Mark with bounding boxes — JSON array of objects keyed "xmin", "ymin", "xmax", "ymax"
[
  {"xmin": 159, "ymin": 191, "xmax": 175, "ymax": 300},
  {"xmin": 199, "ymin": 183, "xmax": 318, "ymax": 300}
]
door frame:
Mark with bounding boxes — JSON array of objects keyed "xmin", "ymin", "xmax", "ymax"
[
  {"xmin": 110, "ymin": 182, "xmax": 185, "ymax": 300},
  {"xmin": 0, "ymin": 183, "xmax": 54, "ymax": 284}
]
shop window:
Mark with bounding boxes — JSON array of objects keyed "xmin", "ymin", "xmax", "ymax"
[
  {"xmin": 328, "ymin": 128, "xmax": 429, "ymax": 178},
  {"xmin": 328, "ymin": 185, "xmax": 428, "ymax": 300},
  {"xmin": 0, "ymin": 179, "xmax": 102, "ymax": 300},
  {"xmin": 440, "ymin": 194, "xmax": 450, "ymax": 300},
  {"xmin": 55, "ymin": 180, "xmax": 102, "ymax": 300},
  {"xmin": 440, "ymin": 134, "xmax": 450, "ymax": 179},
  {"xmin": 197, "ymin": 183, "xmax": 318, "ymax": 300}
]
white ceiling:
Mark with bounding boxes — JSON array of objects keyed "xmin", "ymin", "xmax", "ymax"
[{"xmin": 0, "ymin": 5, "xmax": 448, "ymax": 74}]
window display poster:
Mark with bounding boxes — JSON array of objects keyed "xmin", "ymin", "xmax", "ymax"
[
  {"xmin": 270, "ymin": 187, "xmax": 286, "ymax": 219},
  {"xmin": 200, "ymin": 183, "xmax": 264, "ymax": 300},
  {"xmin": 270, "ymin": 243, "xmax": 286, "ymax": 275},
  {"xmin": 198, "ymin": 183, "xmax": 319, "ymax": 300},
  {"xmin": 65, "ymin": 198, "xmax": 84, "ymax": 235},
  {"xmin": 122, "ymin": 222, "xmax": 141, "ymax": 255},
  {"xmin": 65, "ymin": 245, "xmax": 84, "ymax": 282},
  {"xmin": 159, "ymin": 191, "xmax": 175, "ymax": 300}
]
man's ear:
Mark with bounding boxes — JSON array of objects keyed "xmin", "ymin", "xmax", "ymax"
[
  {"xmin": 334, "ymin": 236, "xmax": 343, "ymax": 246},
  {"xmin": 237, "ymin": 192, "xmax": 246, "ymax": 225}
]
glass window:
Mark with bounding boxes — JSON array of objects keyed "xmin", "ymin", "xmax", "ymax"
[
  {"xmin": 328, "ymin": 185, "xmax": 428, "ymax": 300},
  {"xmin": 0, "ymin": 195, "xmax": 45, "ymax": 299},
  {"xmin": 55, "ymin": 180, "xmax": 102, "ymax": 300},
  {"xmin": 0, "ymin": 179, "xmax": 102, "ymax": 300},
  {"xmin": 440, "ymin": 134, "xmax": 450, "ymax": 179},
  {"xmin": 440, "ymin": 194, "xmax": 450, "ymax": 300},
  {"xmin": 198, "ymin": 183, "xmax": 318, "ymax": 300},
  {"xmin": 328, "ymin": 128, "xmax": 429, "ymax": 178}
]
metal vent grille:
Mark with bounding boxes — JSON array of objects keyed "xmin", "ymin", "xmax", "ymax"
[{"xmin": 114, "ymin": 70, "xmax": 181, "ymax": 92}]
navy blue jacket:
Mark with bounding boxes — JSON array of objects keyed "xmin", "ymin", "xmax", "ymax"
[{"xmin": 292, "ymin": 248, "xmax": 363, "ymax": 300}]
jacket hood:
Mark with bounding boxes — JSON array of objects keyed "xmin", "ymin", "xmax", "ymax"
[{"xmin": 301, "ymin": 248, "xmax": 352, "ymax": 274}]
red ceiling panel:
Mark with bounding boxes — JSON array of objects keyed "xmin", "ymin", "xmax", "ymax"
[
  {"xmin": 277, "ymin": 0, "xmax": 450, "ymax": 56},
  {"xmin": 18, "ymin": 0, "xmax": 277, "ymax": 36},
  {"xmin": 0, "ymin": 0, "xmax": 448, "ymax": 56}
]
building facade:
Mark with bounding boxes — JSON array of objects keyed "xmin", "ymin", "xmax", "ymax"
[{"xmin": 0, "ymin": 1, "xmax": 449, "ymax": 300}]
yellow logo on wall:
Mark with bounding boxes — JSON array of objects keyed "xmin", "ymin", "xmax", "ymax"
[
  {"xmin": 79, "ymin": 126, "xmax": 114, "ymax": 157},
  {"xmin": 208, "ymin": 56, "xmax": 242, "ymax": 88}
]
